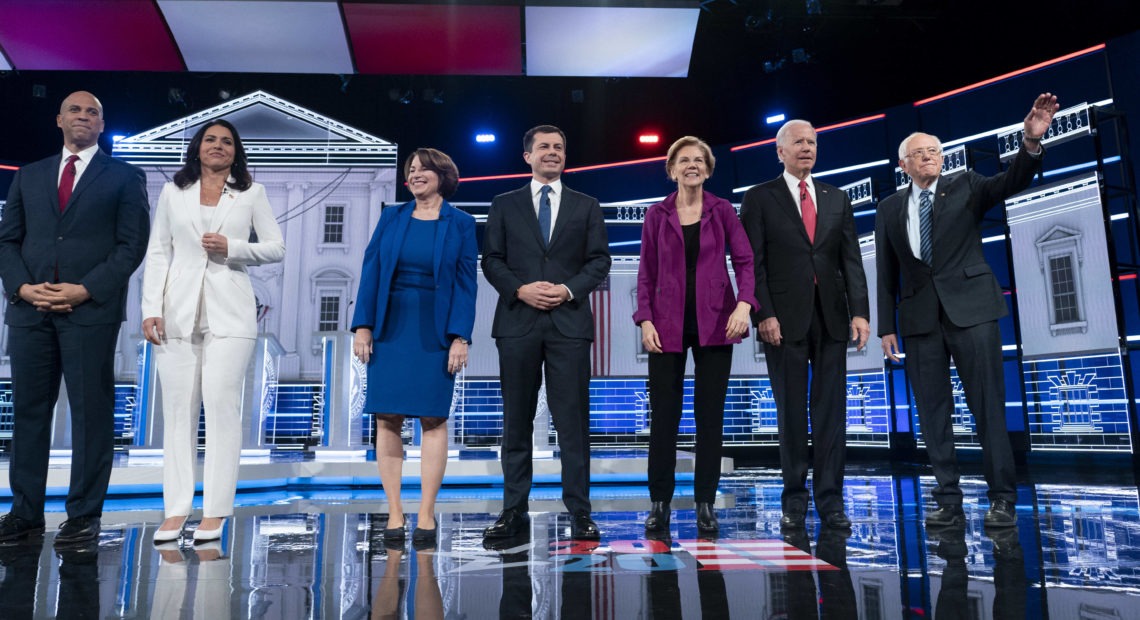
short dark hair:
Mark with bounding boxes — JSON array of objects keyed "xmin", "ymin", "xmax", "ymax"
[
  {"xmin": 404, "ymin": 148, "xmax": 460, "ymax": 199},
  {"xmin": 173, "ymin": 119, "xmax": 253, "ymax": 191},
  {"xmin": 523, "ymin": 125, "xmax": 566, "ymax": 153}
]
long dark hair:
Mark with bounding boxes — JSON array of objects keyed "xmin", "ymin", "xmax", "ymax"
[{"xmin": 173, "ymin": 119, "xmax": 253, "ymax": 191}]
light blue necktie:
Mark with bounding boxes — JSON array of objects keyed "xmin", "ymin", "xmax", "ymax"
[
  {"xmin": 919, "ymin": 189, "xmax": 933, "ymax": 264},
  {"xmin": 538, "ymin": 185, "xmax": 552, "ymax": 247}
]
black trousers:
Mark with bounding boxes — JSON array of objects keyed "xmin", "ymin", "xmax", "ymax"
[
  {"xmin": 904, "ymin": 312, "xmax": 1016, "ymax": 505},
  {"xmin": 767, "ymin": 296, "xmax": 849, "ymax": 515},
  {"xmin": 646, "ymin": 333, "xmax": 732, "ymax": 504},
  {"xmin": 496, "ymin": 313, "xmax": 593, "ymax": 515},
  {"xmin": 7, "ymin": 314, "xmax": 120, "ymax": 521}
]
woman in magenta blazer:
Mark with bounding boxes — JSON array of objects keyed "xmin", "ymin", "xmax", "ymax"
[{"xmin": 633, "ymin": 136, "xmax": 758, "ymax": 535}]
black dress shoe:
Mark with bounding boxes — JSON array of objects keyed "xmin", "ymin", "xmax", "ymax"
[
  {"xmin": 54, "ymin": 539, "xmax": 99, "ymax": 564},
  {"xmin": 822, "ymin": 511, "xmax": 851, "ymax": 529},
  {"xmin": 781, "ymin": 528, "xmax": 810, "ymax": 553},
  {"xmin": 484, "ymin": 509, "xmax": 530, "ymax": 539},
  {"xmin": 55, "ymin": 516, "xmax": 100, "ymax": 546},
  {"xmin": 570, "ymin": 512, "xmax": 600, "ymax": 540},
  {"xmin": 984, "ymin": 499, "xmax": 1016, "ymax": 528},
  {"xmin": 695, "ymin": 502, "xmax": 719, "ymax": 534},
  {"xmin": 925, "ymin": 504, "xmax": 964, "ymax": 527},
  {"xmin": 0, "ymin": 513, "xmax": 45, "ymax": 542},
  {"xmin": 987, "ymin": 527, "xmax": 1022, "ymax": 558},
  {"xmin": 780, "ymin": 510, "xmax": 806, "ymax": 529},
  {"xmin": 930, "ymin": 525, "xmax": 968, "ymax": 560},
  {"xmin": 644, "ymin": 502, "xmax": 670, "ymax": 532}
]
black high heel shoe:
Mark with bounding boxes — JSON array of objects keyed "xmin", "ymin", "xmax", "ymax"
[
  {"xmin": 644, "ymin": 502, "xmax": 671, "ymax": 532},
  {"xmin": 382, "ymin": 515, "xmax": 406, "ymax": 542},
  {"xmin": 412, "ymin": 514, "xmax": 438, "ymax": 549}
]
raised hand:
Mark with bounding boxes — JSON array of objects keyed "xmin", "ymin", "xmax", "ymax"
[{"xmin": 1024, "ymin": 92, "xmax": 1059, "ymax": 140}]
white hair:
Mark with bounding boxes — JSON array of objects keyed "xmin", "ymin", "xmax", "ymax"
[
  {"xmin": 898, "ymin": 132, "xmax": 942, "ymax": 160},
  {"xmin": 776, "ymin": 119, "xmax": 815, "ymax": 147}
]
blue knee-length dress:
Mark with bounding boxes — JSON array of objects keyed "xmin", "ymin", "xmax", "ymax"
[{"xmin": 366, "ymin": 218, "xmax": 453, "ymax": 418}]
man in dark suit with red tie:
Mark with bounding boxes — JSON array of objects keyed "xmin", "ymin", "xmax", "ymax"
[
  {"xmin": 876, "ymin": 93, "xmax": 1058, "ymax": 529},
  {"xmin": 740, "ymin": 120, "xmax": 870, "ymax": 530},
  {"xmin": 0, "ymin": 91, "xmax": 150, "ymax": 545},
  {"xmin": 481, "ymin": 125, "xmax": 611, "ymax": 540}
]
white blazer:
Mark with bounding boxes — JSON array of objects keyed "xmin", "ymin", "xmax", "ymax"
[{"xmin": 141, "ymin": 180, "xmax": 285, "ymax": 339}]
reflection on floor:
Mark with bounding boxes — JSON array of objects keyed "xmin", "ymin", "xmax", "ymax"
[{"xmin": 2, "ymin": 466, "xmax": 1139, "ymax": 619}]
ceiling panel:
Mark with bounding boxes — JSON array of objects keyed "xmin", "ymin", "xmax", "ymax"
[
  {"xmin": 344, "ymin": 3, "xmax": 521, "ymax": 75},
  {"xmin": 0, "ymin": 0, "xmax": 182, "ymax": 71},
  {"xmin": 158, "ymin": 0, "xmax": 353, "ymax": 74},
  {"xmin": 525, "ymin": 6, "xmax": 699, "ymax": 77}
]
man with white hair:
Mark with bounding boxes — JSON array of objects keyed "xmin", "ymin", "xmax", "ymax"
[
  {"xmin": 876, "ymin": 93, "xmax": 1059, "ymax": 529},
  {"xmin": 740, "ymin": 119, "xmax": 870, "ymax": 530}
]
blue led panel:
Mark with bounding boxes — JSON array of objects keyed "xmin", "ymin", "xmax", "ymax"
[
  {"xmin": 525, "ymin": 6, "xmax": 699, "ymax": 77},
  {"xmin": 158, "ymin": 0, "xmax": 353, "ymax": 74}
]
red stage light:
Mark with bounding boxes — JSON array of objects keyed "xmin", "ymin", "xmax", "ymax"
[{"xmin": 638, "ymin": 134, "xmax": 660, "ymax": 145}]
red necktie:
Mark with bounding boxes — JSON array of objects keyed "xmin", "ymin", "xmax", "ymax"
[
  {"xmin": 58, "ymin": 154, "xmax": 79, "ymax": 212},
  {"xmin": 799, "ymin": 179, "xmax": 816, "ymax": 243}
]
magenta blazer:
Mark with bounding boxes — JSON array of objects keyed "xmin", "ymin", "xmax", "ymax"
[{"xmin": 633, "ymin": 190, "xmax": 758, "ymax": 352}]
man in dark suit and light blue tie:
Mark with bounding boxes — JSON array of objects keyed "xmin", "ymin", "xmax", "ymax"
[
  {"xmin": 482, "ymin": 125, "xmax": 611, "ymax": 540},
  {"xmin": 0, "ymin": 91, "xmax": 151, "ymax": 545},
  {"xmin": 740, "ymin": 120, "xmax": 870, "ymax": 530},
  {"xmin": 877, "ymin": 93, "xmax": 1059, "ymax": 529}
]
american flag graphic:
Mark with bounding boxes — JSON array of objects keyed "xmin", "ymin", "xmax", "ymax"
[
  {"xmin": 590, "ymin": 276, "xmax": 611, "ymax": 377},
  {"xmin": 675, "ymin": 539, "xmax": 838, "ymax": 572}
]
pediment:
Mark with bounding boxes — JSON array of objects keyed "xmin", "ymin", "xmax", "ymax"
[
  {"xmin": 1037, "ymin": 224, "xmax": 1081, "ymax": 244},
  {"xmin": 112, "ymin": 90, "xmax": 396, "ymax": 167}
]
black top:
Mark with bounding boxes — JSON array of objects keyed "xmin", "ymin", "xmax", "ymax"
[{"xmin": 682, "ymin": 221, "xmax": 700, "ymax": 335}]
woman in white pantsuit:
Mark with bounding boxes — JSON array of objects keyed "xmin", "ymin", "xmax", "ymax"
[{"xmin": 141, "ymin": 119, "xmax": 285, "ymax": 544}]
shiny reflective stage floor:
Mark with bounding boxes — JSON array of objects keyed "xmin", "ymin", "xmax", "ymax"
[{"xmin": 2, "ymin": 455, "xmax": 1139, "ymax": 619}]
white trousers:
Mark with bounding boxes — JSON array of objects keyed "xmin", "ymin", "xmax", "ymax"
[{"xmin": 156, "ymin": 329, "xmax": 254, "ymax": 518}]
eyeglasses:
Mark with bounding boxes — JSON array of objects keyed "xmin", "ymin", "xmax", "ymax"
[{"xmin": 906, "ymin": 146, "xmax": 942, "ymax": 160}]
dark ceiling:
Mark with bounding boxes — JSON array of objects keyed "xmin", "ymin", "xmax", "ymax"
[{"xmin": 0, "ymin": 0, "xmax": 1135, "ymax": 177}]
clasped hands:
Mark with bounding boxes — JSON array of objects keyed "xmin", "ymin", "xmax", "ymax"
[
  {"xmin": 517, "ymin": 281, "xmax": 569, "ymax": 311},
  {"xmin": 19, "ymin": 282, "xmax": 89, "ymax": 313}
]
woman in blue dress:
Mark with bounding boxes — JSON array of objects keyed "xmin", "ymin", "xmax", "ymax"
[{"xmin": 351, "ymin": 148, "xmax": 477, "ymax": 547}]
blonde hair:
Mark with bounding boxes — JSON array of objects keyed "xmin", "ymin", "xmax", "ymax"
[{"xmin": 665, "ymin": 136, "xmax": 715, "ymax": 178}]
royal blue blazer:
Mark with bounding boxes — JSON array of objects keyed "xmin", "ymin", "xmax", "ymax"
[{"xmin": 351, "ymin": 200, "xmax": 477, "ymax": 347}]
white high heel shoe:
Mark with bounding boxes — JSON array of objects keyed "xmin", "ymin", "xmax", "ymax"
[
  {"xmin": 153, "ymin": 516, "xmax": 189, "ymax": 544},
  {"xmin": 193, "ymin": 518, "xmax": 226, "ymax": 543}
]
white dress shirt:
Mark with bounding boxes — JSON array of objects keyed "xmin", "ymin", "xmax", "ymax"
[
  {"xmin": 906, "ymin": 178, "xmax": 940, "ymax": 260},
  {"xmin": 57, "ymin": 143, "xmax": 99, "ymax": 190},
  {"xmin": 528, "ymin": 178, "xmax": 573, "ymax": 300},
  {"xmin": 781, "ymin": 170, "xmax": 816, "ymax": 216},
  {"xmin": 530, "ymin": 178, "xmax": 563, "ymax": 241}
]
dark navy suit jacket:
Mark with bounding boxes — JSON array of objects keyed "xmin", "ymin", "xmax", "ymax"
[
  {"xmin": 481, "ymin": 183, "xmax": 611, "ymax": 340},
  {"xmin": 875, "ymin": 147, "xmax": 1042, "ymax": 337},
  {"xmin": 351, "ymin": 200, "xmax": 477, "ymax": 347},
  {"xmin": 0, "ymin": 149, "xmax": 150, "ymax": 326}
]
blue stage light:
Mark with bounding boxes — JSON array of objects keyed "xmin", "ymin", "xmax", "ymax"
[
  {"xmin": 765, "ymin": 113, "xmax": 785, "ymax": 124},
  {"xmin": 475, "ymin": 133, "xmax": 496, "ymax": 144}
]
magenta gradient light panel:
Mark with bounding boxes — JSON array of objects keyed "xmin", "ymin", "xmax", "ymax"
[
  {"xmin": 0, "ymin": 0, "xmax": 183, "ymax": 71},
  {"xmin": 344, "ymin": 3, "xmax": 521, "ymax": 75}
]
